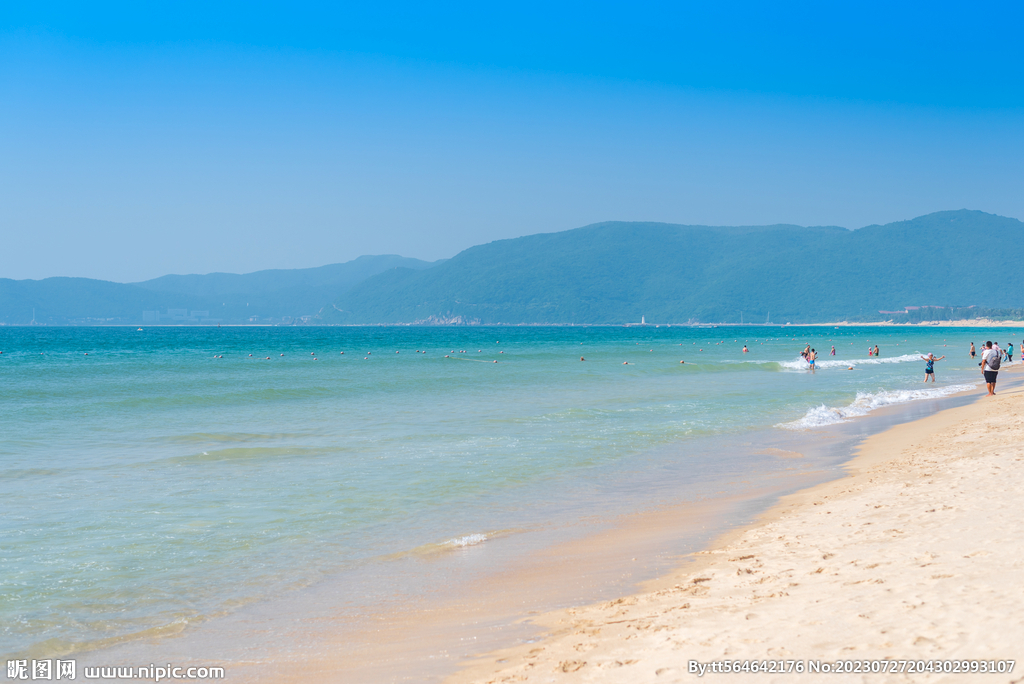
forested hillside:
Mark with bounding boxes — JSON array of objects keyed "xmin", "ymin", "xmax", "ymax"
[{"xmin": 325, "ymin": 210, "xmax": 1021, "ymax": 324}]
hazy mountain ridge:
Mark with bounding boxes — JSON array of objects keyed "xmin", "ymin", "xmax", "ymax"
[
  {"xmin": 2, "ymin": 211, "xmax": 1019, "ymax": 325},
  {"xmin": 325, "ymin": 210, "xmax": 1023, "ymax": 324},
  {"xmin": 0, "ymin": 255, "xmax": 438, "ymax": 324}
]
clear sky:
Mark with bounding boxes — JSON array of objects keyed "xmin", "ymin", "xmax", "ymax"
[{"xmin": 2, "ymin": 2, "xmax": 1022, "ymax": 282}]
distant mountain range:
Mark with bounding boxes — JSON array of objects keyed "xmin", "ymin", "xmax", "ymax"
[
  {"xmin": 0, "ymin": 255, "xmax": 438, "ymax": 325},
  {"xmin": 3, "ymin": 210, "xmax": 1021, "ymax": 325},
  {"xmin": 325, "ymin": 210, "xmax": 1023, "ymax": 325}
]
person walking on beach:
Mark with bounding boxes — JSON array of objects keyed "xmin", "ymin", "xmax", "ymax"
[
  {"xmin": 981, "ymin": 341, "xmax": 1000, "ymax": 396},
  {"xmin": 1007, "ymin": 343, "xmax": 1014, "ymax": 363},
  {"xmin": 970, "ymin": 342, "xmax": 976, "ymax": 359},
  {"xmin": 921, "ymin": 353, "xmax": 945, "ymax": 382}
]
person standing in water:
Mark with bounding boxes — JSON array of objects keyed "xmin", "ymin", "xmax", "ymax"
[
  {"xmin": 970, "ymin": 342, "xmax": 976, "ymax": 359},
  {"xmin": 1007, "ymin": 343, "xmax": 1014, "ymax": 363},
  {"xmin": 873, "ymin": 344, "xmax": 880, "ymax": 357},
  {"xmin": 830, "ymin": 345, "xmax": 836, "ymax": 356},
  {"xmin": 921, "ymin": 353, "xmax": 945, "ymax": 382},
  {"xmin": 808, "ymin": 348, "xmax": 817, "ymax": 371}
]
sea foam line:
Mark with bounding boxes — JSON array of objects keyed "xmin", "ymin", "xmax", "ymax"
[
  {"xmin": 778, "ymin": 353, "xmax": 924, "ymax": 370},
  {"xmin": 779, "ymin": 383, "xmax": 977, "ymax": 430},
  {"xmin": 444, "ymin": 533, "xmax": 489, "ymax": 548}
]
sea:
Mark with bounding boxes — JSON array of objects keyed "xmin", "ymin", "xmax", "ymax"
[{"xmin": 1, "ymin": 325, "xmax": 1017, "ymax": 672}]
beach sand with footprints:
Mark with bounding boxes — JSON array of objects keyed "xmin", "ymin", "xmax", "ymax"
[{"xmin": 446, "ymin": 371, "xmax": 1024, "ymax": 684}]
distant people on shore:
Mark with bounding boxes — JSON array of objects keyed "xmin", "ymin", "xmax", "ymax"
[
  {"xmin": 981, "ymin": 341, "xmax": 1000, "ymax": 396},
  {"xmin": 970, "ymin": 342, "xmax": 976, "ymax": 359},
  {"xmin": 921, "ymin": 353, "xmax": 945, "ymax": 382}
]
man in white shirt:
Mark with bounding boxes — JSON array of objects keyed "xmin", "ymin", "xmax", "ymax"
[{"xmin": 981, "ymin": 341, "xmax": 999, "ymax": 396}]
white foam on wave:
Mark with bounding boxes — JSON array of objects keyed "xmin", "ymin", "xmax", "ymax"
[
  {"xmin": 444, "ymin": 533, "xmax": 489, "ymax": 548},
  {"xmin": 779, "ymin": 383, "xmax": 977, "ymax": 430},
  {"xmin": 778, "ymin": 353, "xmax": 924, "ymax": 370}
]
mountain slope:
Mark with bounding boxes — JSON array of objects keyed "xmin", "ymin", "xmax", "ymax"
[
  {"xmin": 0, "ymin": 255, "xmax": 438, "ymax": 324},
  {"xmin": 326, "ymin": 210, "xmax": 1022, "ymax": 324}
]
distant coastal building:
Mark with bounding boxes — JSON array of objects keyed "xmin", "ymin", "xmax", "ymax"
[{"xmin": 143, "ymin": 309, "xmax": 220, "ymax": 323}]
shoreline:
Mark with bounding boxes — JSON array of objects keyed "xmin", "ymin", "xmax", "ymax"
[
  {"xmin": 6, "ymin": 321, "xmax": 1024, "ymax": 329},
  {"xmin": 80, "ymin": 374, "xmax": 999, "ymax": 682},
  {"xmin": 792, "ymin": 320, "xmax": 1024, "ymax": 328},
  {"xmin": 445, "ymin": 371, "xmax": 1023, "ymax": 683},
  {"xmin": 148, "ymin": 426, "xmax": 848, "ymax": 684},
  {"xmin": 14, "ymin": 334, "xmax": 1013, "ymax": 681},
  {"xmin": 226, "ymin": 378, "xmax": 997, "ymax": 683}
]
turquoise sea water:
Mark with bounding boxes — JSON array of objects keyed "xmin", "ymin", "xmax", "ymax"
[{"xmin": 0, "ymin": 325, "xmax": 1016, "ymax": 658}]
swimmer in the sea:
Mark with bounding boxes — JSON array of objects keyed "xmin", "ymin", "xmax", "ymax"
[{"xmin": 921, "ymin": 352, "xmax": 945, "ymax": 382}]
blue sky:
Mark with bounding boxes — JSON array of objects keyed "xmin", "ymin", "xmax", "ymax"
[{"xmin": 2, "ymin": 2, "xmax": 1022, "ymax": 281}]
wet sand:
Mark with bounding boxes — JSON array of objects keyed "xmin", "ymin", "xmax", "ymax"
[{"xmin": 446, "ymin": 374, "xmax": 1023, "ymax": 683}]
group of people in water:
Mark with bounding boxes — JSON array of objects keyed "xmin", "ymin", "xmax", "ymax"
[
  {"xmin": 798, "ymin": 343, "xmax": 857, "ymax": 370},
  {"xmin": 793, "ymin": 338, "xmax": 1020, "ymax": 389},
  {"xmin": 969, "ymin": 341, "xmax": 1014, "ymax": 363},
  {"xmin": 799, "ymin": 343, "xmax": 882, "ymax": 370}
]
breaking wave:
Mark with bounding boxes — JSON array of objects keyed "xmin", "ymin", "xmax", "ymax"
[
  {"xmin": 778, "ymin": 353, "xmax": 924, "ymax": 371},
  {"xmin": 779, "ymin": 383, "xmax": 977, "ymax": 429},
  {"xmin": 443, "ymin": 533, "xmax": 489, "ymax": 548}
]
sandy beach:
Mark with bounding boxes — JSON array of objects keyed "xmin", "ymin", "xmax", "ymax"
[{"xmin": 446, "ymin": 374, "xmax": 1024, "ymax": 683}]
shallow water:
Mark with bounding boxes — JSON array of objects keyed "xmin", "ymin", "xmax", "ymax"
[{"xmin": 0, "ymin": 324, "xmax": 1014, "ymax": 658}]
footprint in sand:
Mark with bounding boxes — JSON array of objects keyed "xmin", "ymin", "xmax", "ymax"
[{"xmin": 558, "ymin": 660, "xmax": 586, "ymax": 672}]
